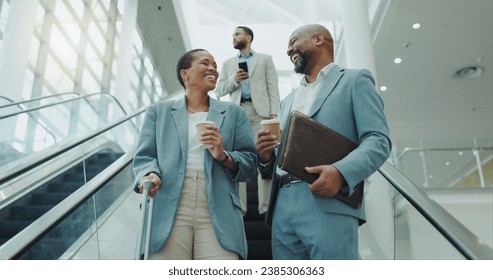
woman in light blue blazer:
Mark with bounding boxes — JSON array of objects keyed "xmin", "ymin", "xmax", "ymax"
[{"xmin": 133, "ymin": 49, "xmax": 258, "ymax": 260}]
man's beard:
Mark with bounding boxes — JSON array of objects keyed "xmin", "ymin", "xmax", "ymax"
[
  {"xmin": 234, "ymin": 40, "xmax": 246, "ymax": 50},
  {"xmin": 294, "ymin": 50, "xmax": 314, "ymax": 75}
]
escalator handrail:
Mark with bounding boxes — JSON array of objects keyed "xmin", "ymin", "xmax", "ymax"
[
  {"xmin": 0, "ymin": 96, "xmax": 16, "ymax": 104},
  {"xmin": 0, "ymin": 92, "xmax": 126, "ymax": 120},
  {"xmin": 0, "ymin": 152, "xmax": 134, "ymax": 259},
  {"xmin": 0, "ymin": 106, "xmax": 146, "ymax": 185},
  {"xmin": 0, "ymin": 92, "xmax": 79, "ymax": 110},
  {"xmin": 378, "ymin": 161, "xmax": 493, "ymax": 259}
]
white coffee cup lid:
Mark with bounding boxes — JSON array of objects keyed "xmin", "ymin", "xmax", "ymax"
[
  {"xmin": 196, "ymin": 120, "xmax": 216, "ymax": 127},
  {"xmin": 260, "ymin": 118, "xmax": 280, "ymax": 125}
]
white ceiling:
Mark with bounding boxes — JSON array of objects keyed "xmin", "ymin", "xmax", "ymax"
[{"xmin": 138, "ymin": 0, "xmax": 493, "ymax": 149}]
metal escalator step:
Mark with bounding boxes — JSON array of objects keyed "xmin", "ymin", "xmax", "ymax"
[
  {"xmin": 246, "ymin": 179, "xmax": 258, "ymax": 192},
  {"xmin": 244, "ymin": 220, "xmax": 271, "ymax": 240},
  {"xmin": 247, "ymin": 190, "xmax": 259, "ymax": 205},
  {"xmin": 30, "ymin": 192, "xmax": 69, "ymax": 205},
  {"xmin": 46, "ymin": 181, "xmax": 82, "ymax": 193},
  {"xmin": 0, "ymin": 220, "xmax": 32, "ymax": 238},
  {"xmin": 247, "ymin": 240, "xmax": 273, "ymax": 260},
  {"xmin": 244, "ymin": 204, "xmax": 264, "ymax": 221},
  {"xmin": 9, "ymin": 205, "xmax": 52, "ymax": 220}
]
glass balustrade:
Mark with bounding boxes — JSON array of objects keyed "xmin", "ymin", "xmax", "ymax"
[
  {"xmin": 360, "ymin": 171, "xmax": 463, "ymax": 259},
  {"xmin": 0, "ymin": 93, "xmax": 131, "ymax": 177},
  {"xmin": 0, "ymin": 96, "xmax": 15, "ymax": 107},
  {"xmin": 0, "ymin": 92, "xmax": 79, "ymax": 112},
  {"xmin": 20, "ymin": 160, "xmax": 489, "ymax": 260},
  {"xmin": 393, "ymin": 138, "xmax": 493, "ymax": 189},
  {"xmin": 0, "ymin": 113, "xmax": 140, "ymax": 259}
]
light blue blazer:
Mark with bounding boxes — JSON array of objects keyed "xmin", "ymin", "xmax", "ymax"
[
  {"xmin": 133, "ymin": 96, "xmax": 258, "ymax": 259},
  {"xmin": 262, "ymin": 64, "xmax": 392, "ymax": 227}
]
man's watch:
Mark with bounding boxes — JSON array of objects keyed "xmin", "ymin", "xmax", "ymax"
[{"xmin": 219, "ymin": 151, "xmax": 229, "ymax": 164}]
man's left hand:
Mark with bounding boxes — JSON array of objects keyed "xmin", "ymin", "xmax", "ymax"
[{"xmin": 305, "ymin": 165, "xmax": 343, "ymax": 197}]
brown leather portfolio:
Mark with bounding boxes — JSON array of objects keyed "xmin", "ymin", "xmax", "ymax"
[{"xmin": 278, "ymin": 110, "xmax": 364, "ymax": 208}]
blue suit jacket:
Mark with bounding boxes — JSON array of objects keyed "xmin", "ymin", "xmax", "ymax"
[
  {"xmin": 133, "ymin": 97, "xmax": 258, "ymax": 259},
  {"xmin": 262, "ymin": 64, "xmax": 391, "ymax": 227}
]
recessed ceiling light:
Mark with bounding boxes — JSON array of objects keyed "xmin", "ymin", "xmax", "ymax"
[
  {"xmin": 453, "ymin": 66, "xmax": 484, "ymax": 79},
  {"xmin": 412, "ymin": 23, "xmax": 421, "ymax": 29},
  {"xmin": 394, "ymin": 58, "xmax": 402, "ymax": 64},
  {"xmin": 380, "ymin": 86, "xmax": 388, "ymax": 91}
]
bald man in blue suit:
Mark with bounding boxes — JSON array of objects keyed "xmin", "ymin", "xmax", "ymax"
[{"xmin": 256, "ymin": 24, "xmax": 391, "ymax": 259}]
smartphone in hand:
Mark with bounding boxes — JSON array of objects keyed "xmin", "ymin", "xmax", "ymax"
[{"xmin": 238, "ymin": 62, "xmax": 248, "ymax": 72}]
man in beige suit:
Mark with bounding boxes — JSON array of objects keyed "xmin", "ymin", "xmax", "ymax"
[{"xmin": 216, "ymin": 26, "xmax": 280, "ymax": 215}]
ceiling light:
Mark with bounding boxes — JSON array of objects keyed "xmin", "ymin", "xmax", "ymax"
[
  {"xmin": 394, "ymin": 58, "xmax": 402, "ymax": 64},
  {"xmin": 453, "ymin": 66, "xmax": 484, "ymax": 79},
  {"xmin": 380, "ymin": 86, "xmax": 387, "ymax": 91},
  {"xmin": 412, "ymin": 23, "xmax": 421, "ymax": 29}
]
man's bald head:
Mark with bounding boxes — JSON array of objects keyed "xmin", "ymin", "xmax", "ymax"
[{"xmin": 290, "ymin": 24, "xmax": 334, "ymax": 58}]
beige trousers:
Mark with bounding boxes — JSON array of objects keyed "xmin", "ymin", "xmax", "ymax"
[
  {"xmin": 240, "ymin": 102, "xmax": 272, "ymax": 215},
  {"xmin": 149, "ymin": 169, "xmax": 239, "ymax": 260}
]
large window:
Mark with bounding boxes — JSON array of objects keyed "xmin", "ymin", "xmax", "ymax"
[
  {"xmin": 1, "ymin": 0, "xmax": 163, "ymax": 111},
  {"xmin": 0, "ymin": 0, "xmax": 165, "ymax": 156}
]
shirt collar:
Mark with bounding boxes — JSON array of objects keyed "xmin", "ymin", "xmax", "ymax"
[
  {"xmin": 300, "ymin": 63, "xmax": 334, "ymax": 86},
  {"xmin": 238, "ymin": 50, "xmax": 254, "ymax": 58}
]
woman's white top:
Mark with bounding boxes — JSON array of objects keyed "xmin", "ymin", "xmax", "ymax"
[{"xmin": 187, "ymin": 112, "xmax": 208, "ymax": 170}]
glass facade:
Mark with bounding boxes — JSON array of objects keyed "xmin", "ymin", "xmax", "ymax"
[{"xmin": 0, "ymin": 0, "xmax": 164, "ymax": 111}]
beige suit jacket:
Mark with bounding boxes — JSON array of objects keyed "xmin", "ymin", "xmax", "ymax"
[{"xmin": 215, "ymin": 51, "xmax": 280, "ymax": 118}]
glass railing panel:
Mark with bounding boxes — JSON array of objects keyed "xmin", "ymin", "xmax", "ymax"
[
  {"xmin": 395, "ymin": 137, "xmax": 493, "ymax": 189},
  {"xmin": 64, "ymin": 165, "xmax": 136, "ymax": 260},
  {"xmin": 17, "ymin": 194, "xmax": 97, "ymax": 260},
  {"xmin": 393, "ymin": 193, "xmax": 465, "ymax": 259},
  {"xmin": 358, "ymin": 172, "xmax": 396, "ymax": 259},
  {"xmin": 0, "ymin": 93, "xmax": 79, "ymax": 116},
  {"xmin": 0, "ymin": 93, "xmax": 136, "ymax": 175},
  {"xmin": 0, "ymin": 114, "xmax": 140, "ymax": 259},
  {"xmin": 80, "ymin": 93, "xmax": 127, "ymax": 124},
  {"xmin": 358, "ymin": 169, "xmax": 489, "ymax": 259},
  {"xmin": 0, "ymin": 96, "xmax": 14, "ymax": 107}
]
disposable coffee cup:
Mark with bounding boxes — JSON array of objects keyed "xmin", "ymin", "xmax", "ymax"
[
  {"xmin": 260, "ymin": 118, "xmax": 280, "ymax": 142},
  {"xmin": 196, "ymin": 120, "xmax": 216, "ymax": 149}
]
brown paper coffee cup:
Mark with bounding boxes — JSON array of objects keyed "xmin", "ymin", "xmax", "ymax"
[{"xmin": 260, "ymin": 118, "xmax": 280, "ymax": 142}]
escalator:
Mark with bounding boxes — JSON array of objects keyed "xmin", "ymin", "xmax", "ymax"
[
  {"xmin": 1, "ymin": 93, "xmax": 492, "ymax": 260},
  {"xmin": 244, "ymin": 180, "xmax": 272, "ymax": 260},
  {"xmin": 0, "ymin": 93, "xmax": 142, "ymax": 259},
  {"xmin": 0, "ymin": 148, "xmax": 123, "ymax": 259}
]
